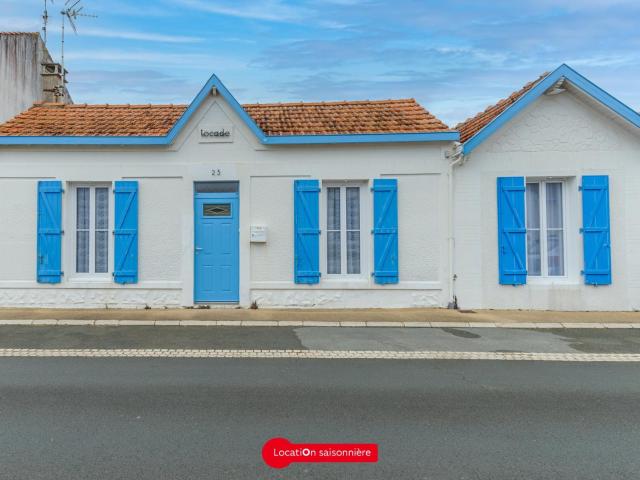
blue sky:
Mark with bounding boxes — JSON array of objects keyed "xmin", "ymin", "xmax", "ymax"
[{"xmin": 3, "ymin": 0, "xmax": 639, "ymax": 126}]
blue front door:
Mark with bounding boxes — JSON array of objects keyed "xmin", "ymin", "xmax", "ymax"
[{"xmin": 194, "ymin": 193, "xmax": 239, "ymax": 303}]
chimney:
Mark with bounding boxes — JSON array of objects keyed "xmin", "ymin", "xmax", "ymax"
[{"xmin": 41, "ymin": 62, "xmax": 68, "ymax": 103}]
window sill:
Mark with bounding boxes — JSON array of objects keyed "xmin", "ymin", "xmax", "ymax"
[
  {"xmin": 321, "ymin": 278, "xmax": 370, "ymax": 289},
  {"xmin": 67, "ymin": 276, "xmax": 113, "ymax": 284},
  {"xmin": 526, "ymin": 277, "xmax": 579, "ymax": 286}
]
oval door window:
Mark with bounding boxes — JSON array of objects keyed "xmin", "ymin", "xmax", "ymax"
[{"xmin": 203, "ymin": 203, "xmax": 231, "ymax": 216}]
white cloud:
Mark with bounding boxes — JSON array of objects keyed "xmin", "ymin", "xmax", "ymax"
[
  {"xmin": 171, "ymin": 0, "xmax": 310, "ymax": 22},
  {"xmin": 65, "ymin": 49, "xmax": 248, "ymax": 70},
  {"xmin": 0, "ymin": 19, "xmax": 202, "ymax": 45},
  {"xmin": 79, "ymin": 27, "xmax": 203, "ymax": 44},
  {"xmin": 32, "ymin": 24, "xmax": 203, "ymax": 44},
  {"xmin": 564, "ymin": 54, "xmax": 640, "ymax": 68},
  {"xmin": 532, "ymin": 0, "xmax": 639, "ymax": 8},
  {"xmin": 0, "ymin": 16, "xmax": 40, "ymax": 32}
]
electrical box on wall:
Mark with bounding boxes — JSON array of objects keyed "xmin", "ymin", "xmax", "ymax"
[{"xmin": 250, "ymin": 225, "xmax": 267, "ymax": 243}]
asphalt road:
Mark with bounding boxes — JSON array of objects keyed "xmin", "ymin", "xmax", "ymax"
[
  {"xmin": 1, "ymin": 325, "xmax": 640, "ymax": 353},
  {"xmin": 1, "ymin": 357, "xmax": 639, "ymax": 480}
]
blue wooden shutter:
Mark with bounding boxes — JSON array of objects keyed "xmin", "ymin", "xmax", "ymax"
[
  {"xmin": 294, "ymin": 179, "xmax": 320, "ymax": 284},
  {"xmin": 497, "ymin": 177, "xmax": 527, "ymax": 285},
  {"xmin": 372, "ymin": 178, "xmax": 399, "ymax": 284},
  {"xmin": 581, "ymin": 175, "xmax": 611, "ymax": 285},
  {"xmin": 37, "ymin": 180, "xmax": 63, "ymax": 283},
  {"xmin": 113, "ymin": 181, "xmax": 138, "ymax": 284}
]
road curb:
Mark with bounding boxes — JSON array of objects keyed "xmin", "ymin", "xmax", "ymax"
[
  {"xmin": 0, "ymin": 348, "xmax": 639, "ymax": 361},
  {"xmin": 1, "ymin": 319, "xmax": 639, "ymax": 329}
]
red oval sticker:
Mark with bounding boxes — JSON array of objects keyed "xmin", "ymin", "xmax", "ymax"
[{"xmin": 262, "ymin": 437, "xmax": 378, "ymax": 469}]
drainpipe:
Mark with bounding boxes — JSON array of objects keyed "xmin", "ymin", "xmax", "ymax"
[{"xmin": 446, "ymin": 142, "xmax": 465, "ymax": 309}]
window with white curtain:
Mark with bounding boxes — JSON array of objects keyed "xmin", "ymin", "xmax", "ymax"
[
  {"xmin": 325, "ymin": 184, "xmax": 362, "ymax": 276},
  {"xmin": 526, "ymin": 180, "xmax": 565, "ymax": 277},
  {"xmin": 75, "ymin": 185, "xmax": 111, "ymax": 275}
]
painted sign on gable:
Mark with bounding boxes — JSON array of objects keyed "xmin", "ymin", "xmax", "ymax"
[{"xmin": 199, "ymin": 125, "xmax": 234, "ymax": 143}]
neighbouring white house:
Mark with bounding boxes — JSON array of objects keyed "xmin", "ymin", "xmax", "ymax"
[
  {"xmin": 453, "ymin": 64, "xmax": 640, "ymax": 311},
  {"xmin": 0, "ymin": 74, "xmax": 458, "ymax": 308},
  {"xmin": 0, "ymin": 32, "xmax": 71, "ymax": 124},
  {"xmin": 0, "ymin": 63, "xmax": 639, "ymax": 311}
]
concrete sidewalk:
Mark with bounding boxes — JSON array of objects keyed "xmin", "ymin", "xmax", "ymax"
[{"xmin": 0, "ymin": 307, "xmax": 639, "ymax": 327}]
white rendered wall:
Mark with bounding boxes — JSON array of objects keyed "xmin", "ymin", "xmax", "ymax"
[
  {"xmin": 453, "ymin": 90, "xmax": 640, "ymax": 311},
  {"xmin": 0, "ymin": 95, "xmax": 452, "ymax": 308}
]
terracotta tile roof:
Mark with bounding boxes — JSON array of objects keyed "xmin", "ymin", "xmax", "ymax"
[
  {"xmin": 0, "ymin": 98, "xmax": 451, "ymax": 137},
  {"xmin": 456, "ymin": 73, "xmax": 550, "ymax": 143},
  {"xmin": 242, "ymin": 99, "xmax": 451, "ymax": 136},
  {"xmin": 0, "ymin": 103, "xmax": 188, "ymax": 137}
]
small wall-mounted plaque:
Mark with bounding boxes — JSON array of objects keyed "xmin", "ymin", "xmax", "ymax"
[{"xmin": 250, "ymin": 225, "xmax": 268, "ymax": 243}]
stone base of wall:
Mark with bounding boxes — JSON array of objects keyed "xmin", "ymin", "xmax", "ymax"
[
  {"xmin": 460, "ymin": 285, "xmax": 633, "ymax": 312},
  {"xmin": 250, "ymin": 289, "xmax": 444, "ymax": 309},
  {"xmin": 0, "ymin": 288, "xmax": 182, "ymax": 309},
  {"xmin": 0, "ymin": 288, "xmax": 444, "ymax": 309}
]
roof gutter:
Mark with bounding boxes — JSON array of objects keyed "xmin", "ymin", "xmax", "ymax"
[{"xmin": 0, "ymin": 131, "xmax": 460, "ymax": 146}]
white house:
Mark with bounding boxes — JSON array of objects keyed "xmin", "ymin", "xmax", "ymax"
[
  {"xmin": 1, "ymin": 64, "xmax": 639, "ymax": 311},
  {"xmin": 453, "ymin": 64, "xmax": 640, "ymax": 311},
  {"xmin": 0, "ymin": 75, "xmax": 458, "ymax": 308}
]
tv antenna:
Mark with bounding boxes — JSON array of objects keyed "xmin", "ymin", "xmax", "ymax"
[
  {"xmin": 60, "ymin": 0, "xmax": 97, "ymax": 87},
  {"xmin": 42, "ymin": 0, "xmax": 54, "ymax": 45}
]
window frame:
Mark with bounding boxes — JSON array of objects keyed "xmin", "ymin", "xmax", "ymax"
[
  {"xmin": 69, "ymin": 183, "xmax": 114, "ymax": 280},
  {"xmin": 320, "ymin": 181, "xmax": 369, "ymax": 280},
  {"xmin": 525, "ymin": 178, "xmax": 568, "ymax": 280}
]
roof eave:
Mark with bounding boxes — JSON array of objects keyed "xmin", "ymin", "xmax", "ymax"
[
  {"xmin": 262, "ymin": 131, "xmax": 459, "ymax": 145},
  {"xmin": 0, "ymin": 136, "xmax": 169, "ymax": 146},
  {"xmin": 0, "ymin": 131, "xmax": 459, "ymax": 146},
  {"xmin": 462, "ymin": 64, "xmax": 640, "ymax": 155}
]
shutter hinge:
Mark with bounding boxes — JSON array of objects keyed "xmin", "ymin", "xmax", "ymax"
[
  {"xmin": 580, "ymin": 270, "xmax": 584, "ymax": 276},
  {"xmin": 579, "ymin": 228, "xmax": 584, "ymax": 234},
  {"xmin": 578, "ymin": 185, "xmax": 583, "ymax": 191}
]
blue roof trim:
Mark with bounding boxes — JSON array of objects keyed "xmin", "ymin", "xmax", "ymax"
[
  {"xmin": 263, "ymin": 131, "xmax": 459, "ymax": 145},
  {"xmin": 463, "ymin": 64, "xmax": 640, "ymax": 155},
  {"xmin": 0, "ymin": 73, "xmax": 457, "ymax": 146},
  {"xmin": 0, "ymin": 136, "xmax": 168, "ymax": 145}
]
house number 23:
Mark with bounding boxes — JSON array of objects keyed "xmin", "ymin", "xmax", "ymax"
[{"xmin": 211, "ymin": 169, "xmax": 222, "ymax": 176}]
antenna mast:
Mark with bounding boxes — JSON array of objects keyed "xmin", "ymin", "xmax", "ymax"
[
  {"xmin": 42, "ymin": 0, "xmax": 53, "ymax": 45},
  {"xmin": 60, "ymin": 0, "xmax": 97, "ymax": 89}
]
